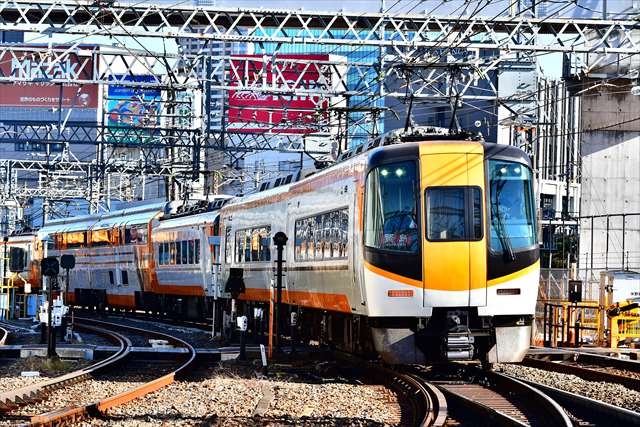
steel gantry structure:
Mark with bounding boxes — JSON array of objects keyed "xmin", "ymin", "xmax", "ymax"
[{"xmin": 0, "ymin": 0, "xmax": 638, "ymax": 229}]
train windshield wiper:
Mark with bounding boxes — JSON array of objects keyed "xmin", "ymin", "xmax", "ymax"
[{"xmin": 492, "ymin": 206, "xmax": 515, "ymax": 262}]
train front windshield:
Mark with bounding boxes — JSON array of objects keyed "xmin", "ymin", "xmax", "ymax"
[
  {"xmin": 364, "ymin": 161, "xmax": 419, "ymax": 252},
  {"xmin": 488, "ymin": 160, "xmax": 536, "ymax": 256}
]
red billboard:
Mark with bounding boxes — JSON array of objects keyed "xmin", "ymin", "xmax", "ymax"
[
  {"xmin": 227, "ymin": 54, "xmax": 332, "ymax": 134},
  {"xmin": 0, "ymin": 48, "xmax": 98, "ymax": 108}
]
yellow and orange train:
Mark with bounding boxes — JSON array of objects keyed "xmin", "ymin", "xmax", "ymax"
[{"xmin": 6, "ymin": 128, "xmax": 539, "ymax": 364}]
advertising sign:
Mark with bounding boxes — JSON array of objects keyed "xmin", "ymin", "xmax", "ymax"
[
  {"xmin": 0, "ymin": 47, "xmax": 98, "ymax": 108},
  {"xmin": 106, "ymin": 75, "xmax": 161, "ymax": 143},
  {"xmin": 227, "ymin": 54, "xmax": 332, "ymax": 134}
]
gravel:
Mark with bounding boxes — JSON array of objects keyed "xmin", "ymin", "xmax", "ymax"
[
  {"xmin": 498, "ymin": 363, "xmax": 640, "ymax": 412},
  {"xmin": 81, "ymin": 362, "xmax": 401, "ymax": 426},
  {"xmin": 0, "ymin": 357, "xmax": 92, "ymax": 394}
]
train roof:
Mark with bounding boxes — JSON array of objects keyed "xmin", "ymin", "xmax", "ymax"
[
  {"xmin": 155, "ymin": 210, "xmax": 220, "ymax": 230},
  {"xmin": 37, "ymin": 201, "xmax": 169, "ymax": 238}
]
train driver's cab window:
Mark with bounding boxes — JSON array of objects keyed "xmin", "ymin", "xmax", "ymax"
[
  {"xmin": 426, "ymin": 187, "xmax": 483, "ymax": 241},
  {"xmin": 488, "ymin": 160, "xmax": 536, "ymax": 253},
  {"xmin": 364, "ymin": 161, "xmax": 418, "ymax": 252}
]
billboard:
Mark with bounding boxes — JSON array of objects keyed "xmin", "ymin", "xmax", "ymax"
[
  {"xmin": 226, "ymin": 54, "xmax": 332, "ymax": 134},
  {"xmin": 0, "ymin": 47, "xmax": 98, "ymax": 108},
  {"xmin": 105, "ymin": 75, "xmax": 161, "ymax": 144}
]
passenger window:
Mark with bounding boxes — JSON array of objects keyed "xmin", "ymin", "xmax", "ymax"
[
  {"xmin": 108, "ymin": 271, "xmax": 114, "ymax": 286},
  {"xmin": 158, "ymin": 243, "xmax": 165, "ymax": 265},
  {"xmin": 188, "ymin": 240, "xmax": 195, "ymax": 264},
  {"xmin": 170, "ymin": 242, "xmax": 176, "ymax": 265},
  {"xmin": 181, "ymin": 241, "xmax": 189, "ymax": 264},
  {"xmin": 163, "ymin": 242, "xmax": 170, "ymax": 265},
  {"xmin": 121, "ymin": 270, "xmax": 129, "ymax": 286},
  {"xmin": 294, "ymin": 208, "xmax": 348, "ymax": 261},
  {"xmin": 235, "ymin": 227, "xmax": 270, "ymax": 263},
  {"xmin": 426, "ymin": 186, "xmax": 483, "ymax": 241},
  {"xmin": 195, "ymin": 239, "xmax": 200, "ymax": 264}
]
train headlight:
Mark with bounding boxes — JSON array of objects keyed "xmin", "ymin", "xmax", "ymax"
[
  {"xmin": 380, "ymin": 169, "xmax": 389, "ymax": 177},
  {"xmin": 395, "ymin": 168, "xmax": 405, "ymax": 177}
]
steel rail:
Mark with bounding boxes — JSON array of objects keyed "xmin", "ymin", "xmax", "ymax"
[
  {"xmin": 518, "ymin": 376, "xmax": 640, "ymax": 426},
  {"xmin": 429, "ymin": 367, "xmax": 572, "ymax": 427},
  {"xmin": 522, "ymin": 356, "xmax": 640, "ymax": 392},
  {"xmin": 395, "ymin": 371, "xmax": 447, "ymax": 427},
  {"xmin": 0, "ymin": 321, "xmax": 131, "ymax": 413},
  {"xmin": 0, "ymin": 325, "xmax": 8, "ymax": 346},
  {"xmin": 332, "ymin": 351, "xmax": 446, "ymax": 426},
  {"xmin": 532, "ymin": 347, "xmax": 640, "ymax": 372},
  {"xmin": 29, "ymin": 317, "xmax": 197, "ymax": 426}
]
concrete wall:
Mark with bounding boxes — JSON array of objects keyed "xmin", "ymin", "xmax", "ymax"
[{"xmin": 579, "ymin": 84, "xmax": 640, "ymax": 284}]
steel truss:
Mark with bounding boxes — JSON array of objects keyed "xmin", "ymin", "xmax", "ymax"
[
  {"xmin": 0, "ymin": 2, "xmax": 638, "ymax": 54},
  {"xmin": 0, "ymin": 1, "xmax": 638, "ymax": 229}
]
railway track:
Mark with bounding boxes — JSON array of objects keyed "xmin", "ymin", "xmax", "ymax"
[
  {"xmin": 0, "ymin": 317, "xmax": 196, "ymax": 426},
  {"xmin": 522, "ymin": 355, "xmax": 640, "ymax": 392},
  {"xmin": 0, "ymin": 321, "xmax": 131, "ymax": 414},
  {"xmin": 0, "ymin": 325, "xmax": 7, "ymax": 346},
  {"xmin": 410, "ymin": 365, "xmax": 571, "ymax": 427},
  {"xmin": 514, "ymin": 375, "xmax": 640, "ymax": 426}
]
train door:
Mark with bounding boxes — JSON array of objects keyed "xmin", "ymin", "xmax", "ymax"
[
  {"xmin": 208, "ymin": 218, "xmax": 222, "ymax": 297},
  {"xmin": 421, "ymin": 146, "xmax": 487, "ymax": 308}
]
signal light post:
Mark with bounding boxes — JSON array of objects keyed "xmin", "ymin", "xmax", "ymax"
[
  {"xmin": 272, "ymin": 232, "xmax": 288, "ymax": 354},
  {"xmin": 41, "ymin": 256, "xmax": 59, "ymax": 359}
]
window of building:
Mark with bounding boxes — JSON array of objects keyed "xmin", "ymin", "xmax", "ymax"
[
  {"xmin": 364, "ymin": 161, "xmax": 418, "ymax": 252},
  {"xmin": 235, "ymin": 226, "xmax": 271, "ymax": 263},
  {"xmin": 295, "ymin": 208, "xmax": 348, "ymax": 261},
  {"xmin": 541, "ymin": 194, "xmax": 555, "ymax": 220},
  {"xmin": 426, "ymin": 186, "xmax": 483, "ymax": 241},
  {"xmin": 15, "ymin": 142, "xmax": 64, "ymax": 152}
]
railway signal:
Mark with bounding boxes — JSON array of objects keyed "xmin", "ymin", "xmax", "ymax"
[
  {"xmin": 40, "ymin": 256, "xmax": 60, "ymax": 358},
  {"xmin": 272, "ymin": 232, "xmax": 288, "ymax": 354}
]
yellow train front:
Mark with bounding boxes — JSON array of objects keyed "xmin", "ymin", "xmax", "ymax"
[{"xmin": 360, "ymin": 139, "xmax": 538, "ymax": 364}]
